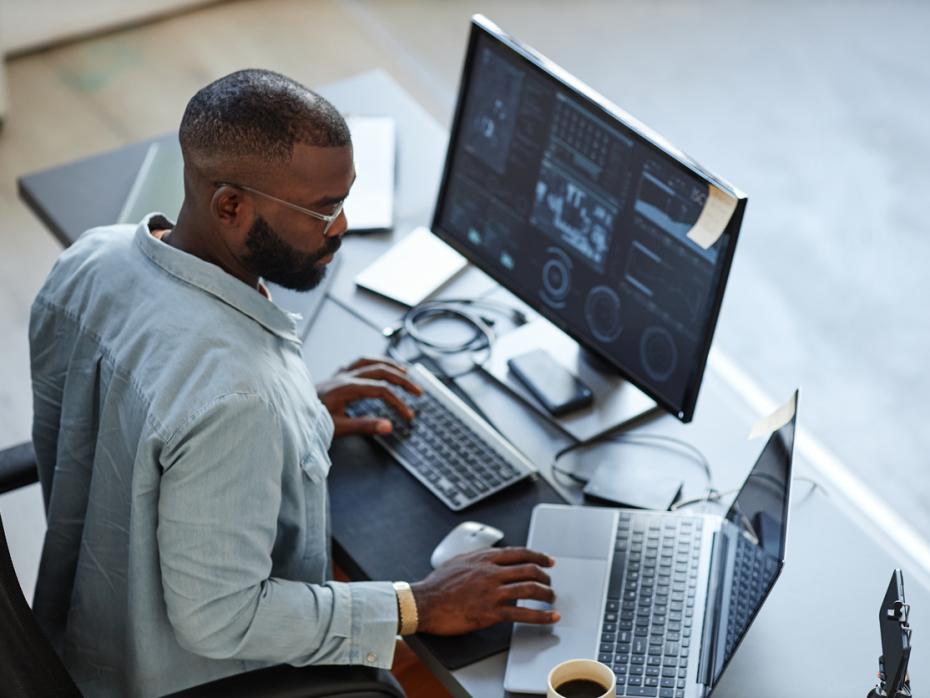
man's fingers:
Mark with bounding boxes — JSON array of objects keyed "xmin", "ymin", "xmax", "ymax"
[
  {"xmin": 352, "ymin": 366, "xmax": 422, "ymax": 396},
  {"xmin": 336, "ymin": 379, "xmax": 415, "ymax": 420},
  {"xmin": 499, "ymin": 606, "xmax": 560, "ymax": 625},
  {"xmin": 485, "ymin": 546, "xmax": 556, "ymax": 568},
  {"xmin": 498, "ymin": 582, "xmax": 556, "ymax": 604},
  {"xmin": 365, "ymin": 384, "xmax": 415, "ymax": 420},
  {"xmin": 496, "ymin": 563, "xmax": 552, "ymax": 586},
  {"xmin": 346, "ymin": 356, "xmax": 409, "ymax": 374},
  {"xmin": 334, "ymin": 415, "xmax": 393, "ymax": 436}
]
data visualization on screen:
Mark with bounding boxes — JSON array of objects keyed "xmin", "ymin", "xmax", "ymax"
[{"xmin": 433, "ymin": 16, "xmax": 746, "ymax": 421}]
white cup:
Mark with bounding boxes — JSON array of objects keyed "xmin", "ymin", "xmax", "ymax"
[{"xmin": 546, "ymin": 658, "xmax": 616, "ymax": 698}]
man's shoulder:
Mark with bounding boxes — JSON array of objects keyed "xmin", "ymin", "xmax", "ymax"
[
  {"xmin": 64, "ymin": 222, "xmax": 136, "ymax": 262},
  {"xmin": 36, "ymin": 223, "xmax": 137, "ymax": 301}
]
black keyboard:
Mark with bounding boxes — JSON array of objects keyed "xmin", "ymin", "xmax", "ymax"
[
  {"xmin": 344, "ymin": 363, "xmax": 535, "ymax": 511},
  {"xmin": 598, "ymin": 513, "xmax": 704, "ymax": 698},
  {"xmin": 724, "ymin": 533, "xmax": 778, "ymax": 656}
]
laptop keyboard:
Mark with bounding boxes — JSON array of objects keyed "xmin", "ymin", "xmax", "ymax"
[
  {"xmin": 344, "ymin": 364, "xmax": 534, "ymax": 511},
  {"xmin": 724, "ymin": 533, "xmax": 778, "ymax": 657},
  {"xmin": 598, "ymin": 513, "xmax": 704, "ymax": 698}
]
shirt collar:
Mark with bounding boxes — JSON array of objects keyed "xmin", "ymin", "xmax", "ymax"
[{"xmin": 135, "ymin": 214, "xmax": 302, "ymax": 343}]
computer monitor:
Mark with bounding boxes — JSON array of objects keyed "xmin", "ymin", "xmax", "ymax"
[{"xmin": 431, "ymin": 15, "xmax": 747, "ymax": 422}]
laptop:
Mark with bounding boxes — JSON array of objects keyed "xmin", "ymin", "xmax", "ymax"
[{"xmin": 505, "ymin": 391, "xmax": 799, "ymax": 697}]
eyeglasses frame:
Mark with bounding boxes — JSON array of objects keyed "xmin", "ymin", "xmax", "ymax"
[{"xmin": 213, "ymin": 181, "xmax": 345, "ymax": 237}]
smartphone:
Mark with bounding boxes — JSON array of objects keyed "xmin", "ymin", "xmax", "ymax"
[{"xmin": 507, "ymin": 348, "xmax": 594, "ymax": 417}]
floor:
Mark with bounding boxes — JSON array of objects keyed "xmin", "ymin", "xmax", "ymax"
[{"xmin": 1, "ymin": 0, "xmax": 929, "ymax": 636}]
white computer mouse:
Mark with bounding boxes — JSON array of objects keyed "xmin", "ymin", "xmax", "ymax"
[{"xmin": 430, "ymin": 521, "xmax": 505, "ymax": 569}]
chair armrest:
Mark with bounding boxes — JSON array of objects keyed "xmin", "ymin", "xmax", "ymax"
[
  {"xmin": 0, "ymin": 441, "xmax": 38, "ymax": 494},
  {"xmin": 163, "ymin": 664, "xmax": 405, "ymax": 698}
]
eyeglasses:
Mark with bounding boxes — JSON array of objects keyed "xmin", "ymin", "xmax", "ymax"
[{"xmin": 214, "ymin": 181, "xmax": 345, "ymax": 237}]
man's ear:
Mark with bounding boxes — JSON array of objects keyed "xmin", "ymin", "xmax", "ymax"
[{"xmin": 211, "ymin": 185, "xmax": 247, "ymax": 227}]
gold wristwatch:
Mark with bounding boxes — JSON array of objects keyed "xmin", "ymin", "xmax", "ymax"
[{"xmin": 392, "ymin": 581, "xmax": 419, "ymax": 636}]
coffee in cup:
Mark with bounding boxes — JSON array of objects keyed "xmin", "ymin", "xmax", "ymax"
[{"xmin": 547, "ymin": 658, "xmax": 616, "ymax": 698}]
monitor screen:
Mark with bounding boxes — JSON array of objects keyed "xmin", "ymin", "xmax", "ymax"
[{"xmin": 431, "ymin": 16, "xmax": 746, "ymax": 421}]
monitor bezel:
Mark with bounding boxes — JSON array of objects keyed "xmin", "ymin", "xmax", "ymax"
[{"xmin": 430, "ymin": 14, "xmax": 747, "ymax": 422}]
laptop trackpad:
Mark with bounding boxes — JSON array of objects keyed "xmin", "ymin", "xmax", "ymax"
[
  {"xmin": 528, "ymin": 505, "xmax": 616, "ymax": 559},
  {"xmin": 504, "ymin": 556, "xmax": 607, "ymax": 694}
]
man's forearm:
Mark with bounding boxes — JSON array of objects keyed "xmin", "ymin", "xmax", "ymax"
[{"xmin": 165, "ymin": 577, "xmax": 399, "ymax": 668}]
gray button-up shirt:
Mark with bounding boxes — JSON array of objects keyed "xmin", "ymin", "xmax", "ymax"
[{"xmin": 29, "ymin": 216, "xmax": 398, "ymax": 698}]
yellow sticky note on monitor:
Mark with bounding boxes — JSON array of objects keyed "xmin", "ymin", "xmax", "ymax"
[
  {"xmin": 748, "ymin": 392, "xmax": 798, "ymax": 440},
  {"xmin": 686, "ymin": 184, "xmax": 737, "ymax": 250}
]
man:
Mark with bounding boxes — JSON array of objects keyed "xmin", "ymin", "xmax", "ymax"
[{"xmin": 29, "ymin": 69, "xmax": 558, "ymax": 698}]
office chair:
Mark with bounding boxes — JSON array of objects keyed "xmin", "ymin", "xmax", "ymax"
[{"xmin": 0, "ymin": 440, "xmax": 405, "ymax": 698}]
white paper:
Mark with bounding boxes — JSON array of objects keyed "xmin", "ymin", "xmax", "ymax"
[
  {"xmin": 354, "ymin": 226, "xmax": 467, "ymax": 306},
  {"xmin": 748, "ymin": 391, "xmax": 798, "ymax": 440}
]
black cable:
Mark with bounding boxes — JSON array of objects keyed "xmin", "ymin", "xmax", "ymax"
[
  {"xmin": 551, "ymin": 429, "xmax": 828, "ymax": 514},
  {"xmin": 551, "ymin": 431, "xmax": 715, "ymax": 496},
  {"xmin": 670, "ymin": 475, "xmax": 827, "ymax": 512},
  {"xmin": 384, "ymin": 298, "xmax": 527, "ymax": 379}
]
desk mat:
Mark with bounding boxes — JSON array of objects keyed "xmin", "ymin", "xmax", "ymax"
[{"xmin": 327, "ymin": 374, "xmax": 567, "ymax": 670}]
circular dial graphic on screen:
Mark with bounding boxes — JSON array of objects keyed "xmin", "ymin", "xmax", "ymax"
[
  {"xmin": 640, "ymin": 326, "xmax": 678, "ymax": 382},
  {"xmin": 584, "ymin": 286, "xmax": 623, "ymax": 343},
  {"xmin": 540, "ymin": 247, "xmax": 572, "ymax": 309}
]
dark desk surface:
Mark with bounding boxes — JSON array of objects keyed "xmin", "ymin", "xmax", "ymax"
[{"xmin": 19, "ymin": 69, "xmax": 929, "ymax": 698}]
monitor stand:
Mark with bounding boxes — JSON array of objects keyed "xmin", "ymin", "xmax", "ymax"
[{"xmin": 484, "ymin": 318, "xmax": 659, "ymax": 442}]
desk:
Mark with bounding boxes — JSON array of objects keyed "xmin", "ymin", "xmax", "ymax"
[{"xmin": 19, "ymin": 69, "xmax": 928, "ymax": 698}]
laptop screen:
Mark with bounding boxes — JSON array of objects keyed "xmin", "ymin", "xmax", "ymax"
[{"xmin": 706, "ymin": 394, "xmax": 797, "ymax": 687}]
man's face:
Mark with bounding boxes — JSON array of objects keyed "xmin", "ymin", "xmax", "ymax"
[
  {"xmin": 236, "ymin": 144, "xmax": 354, "ymax": 291},
  {"xmin": 240, "ymin": 213, "xmax": 341, "ymax": 291}
]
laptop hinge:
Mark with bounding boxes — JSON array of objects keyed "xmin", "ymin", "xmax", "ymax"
[{"xmin": 697, "ymin": 530, "xmax": 728, "ymax": 689}]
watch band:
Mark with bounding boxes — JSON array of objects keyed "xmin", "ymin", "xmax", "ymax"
[{"xmin": 392, "ymin": 581, "xmax": 419, "ymax": 636}]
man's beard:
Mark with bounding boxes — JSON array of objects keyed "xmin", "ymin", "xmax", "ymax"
[{"xmin": 240, "ymin": 215, "xmax": 341, "ymax": 291}]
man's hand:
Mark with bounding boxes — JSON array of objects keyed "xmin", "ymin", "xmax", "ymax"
[
  {"xmin": 411, "ymin": 547, "xmax": 560, "ymax": 635},
  {"xmin": 317, "ymin": 357, "xmax": 422, "ymax": 437}
]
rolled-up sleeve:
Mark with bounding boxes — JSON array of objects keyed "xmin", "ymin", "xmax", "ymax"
[{"xmin": 157, "ymin": 392, "xmax": 398, "ymax": 668}]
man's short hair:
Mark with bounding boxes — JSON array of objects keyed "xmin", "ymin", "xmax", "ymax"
[{"xmin": 179, "ymin": 69, "xmax": 350, "ymax": 166}]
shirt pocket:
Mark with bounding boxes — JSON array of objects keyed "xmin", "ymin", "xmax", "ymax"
[
  {"xmin": 299, "ymin": 440, "xmax": 332, "ymax": 484},
  {"xmin": 297, "ymin": 439, "xmax": 331, "ymax": 563}
]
